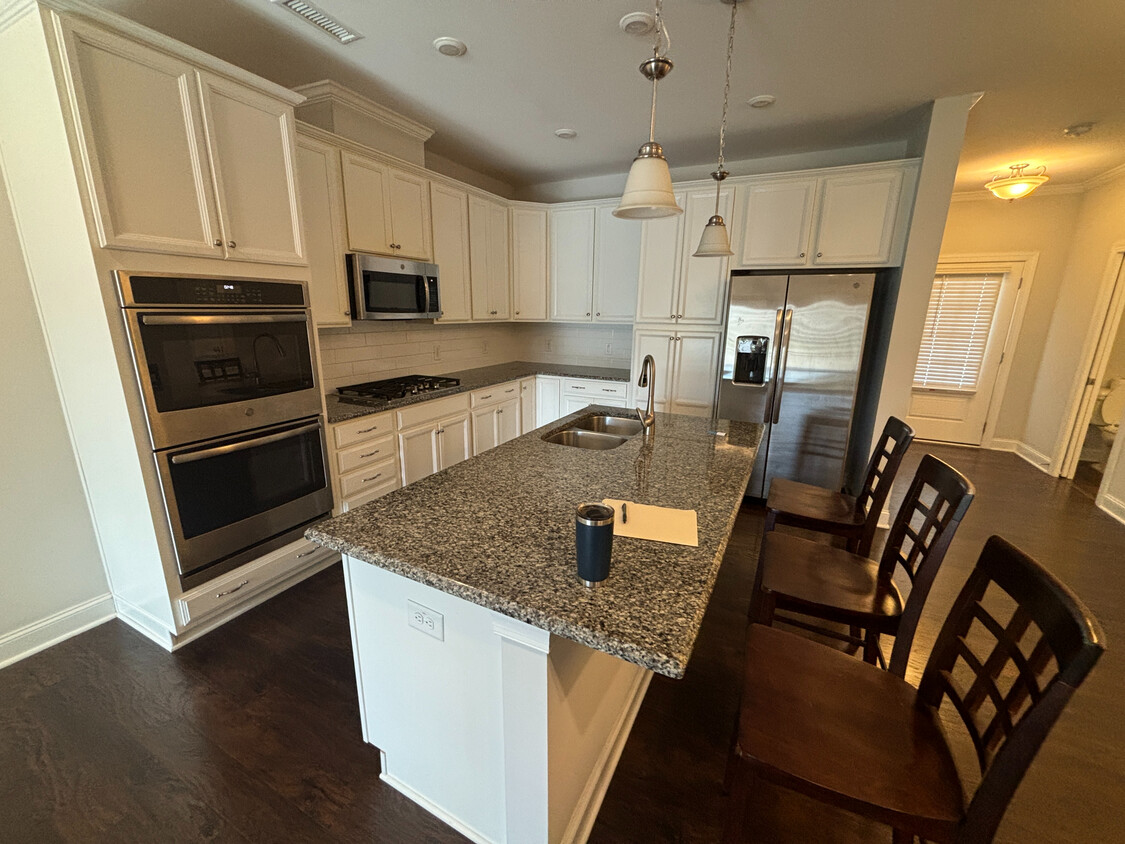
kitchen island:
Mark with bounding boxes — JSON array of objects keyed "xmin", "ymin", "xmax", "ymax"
[{"xmin": 307, "ymin": 407, "xmax": 762, "ymax": 844}]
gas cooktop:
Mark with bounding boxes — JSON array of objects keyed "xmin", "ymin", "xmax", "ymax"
[{"xmin": 336, "ymin": 374, "xmax": 461, "ymax": 405}]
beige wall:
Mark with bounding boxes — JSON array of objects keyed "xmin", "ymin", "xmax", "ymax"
[{"xmin": 939, "ymin": 192, "xmax": 1083, "ymax": 441}]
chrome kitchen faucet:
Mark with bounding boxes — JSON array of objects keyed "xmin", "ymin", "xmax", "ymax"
[{"xmin": 637, "ymin": 354, "xmax": 656, "ymax": 435}]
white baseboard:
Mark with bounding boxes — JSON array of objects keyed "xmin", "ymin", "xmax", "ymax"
[
  {"xmin": 380, "ymin": 773, "xmax": 496, "ymax": 844},
  {"xmin": 1015, "ymin": 442, "xmax": 1054, "ymax": 474},
  {"xmin": 987, "ymin": 438, "xmax": 1020, "ymax": 452},
  {"xmin": 1097, "ymin": 492, "xmax": 1125, "ymax": 526},
  {"xmin": 114, "ymin": 596, "xmax": 176, "ymax": 651},
  {"xmin": 0, "ymin": 593, "xmax": 115, "ymax": 669}
]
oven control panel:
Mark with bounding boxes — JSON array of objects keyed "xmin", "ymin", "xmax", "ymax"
[{"xmin": 117, "ymin": 273, "xmax": 307, "ymax": 308}]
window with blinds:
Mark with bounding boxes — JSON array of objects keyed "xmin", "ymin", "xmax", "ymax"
[{"xmin": 912, "ymin": 273, "xmax": 1004, "ymax": 391}]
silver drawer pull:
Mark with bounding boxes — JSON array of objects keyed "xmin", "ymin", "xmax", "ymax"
[
  {"xmin": 363, "ymin": 472, "xmax": 383, "ymax": 483},
  {"xmin": 357, "ymin": 425, "xmax": 378, "ymax": 434},
  {"xmin": 360, "ymin": 449, "xmax": 380, "ymax": 458},
  {"xmin": 602, "ymin": 388, "xmax": 616, "ymax": 392},
  {"xmin": 296, "ymin": 548, "xmax": 317, "ymax": 558},
  {"xmin": 480, "ymin": 394, "xmax": 492, "ymax": 400},
  {"xmin": 215, "ymin": 580, "xmax": 249, "ymax": 598},
  {"xmin": 504, "ymin": 388, "xmax": 515, "ymax": 393},
  {"xmin": 572, "ymin": 385, "xmax": 586, "ymax": 390}
]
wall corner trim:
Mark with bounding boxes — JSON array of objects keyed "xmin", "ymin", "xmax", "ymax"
[
  {"xmin": 0, "ymin": 592, "xmax": 115, "ymax": 669},
  {"xmin": 1097, "ymin": 492, "xmax": 1125, "ymax": 527}
]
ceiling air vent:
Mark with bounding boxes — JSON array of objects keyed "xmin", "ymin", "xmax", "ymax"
[{"xmin": 269, "ymin": 0, "xmax": 364, "ymax": 44}]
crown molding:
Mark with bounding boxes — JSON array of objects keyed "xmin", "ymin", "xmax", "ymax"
[
  {"xmin": 0, "ymin": 0, "xmax": 38, "ymax": 34},
  {"xmin": 293, "ymin": 80, "xmax": 433, "ymax": 143},
  {"xmin": 1084, "ymin": 160, "xmax": 1125, "ymax": 190}
]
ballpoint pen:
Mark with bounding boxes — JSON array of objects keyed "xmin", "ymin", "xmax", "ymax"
[{"xmin": 622, "ymin": 502, "xmax": 628, "ymax": 524}]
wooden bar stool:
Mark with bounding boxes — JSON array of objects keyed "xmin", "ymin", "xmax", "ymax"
[
  {"xmin": 724, "ymin": 536, "xmax": 1106, "ymax": 843},
  {"xmin": 763, "ymin": 416, "xmax": 915, "ymax": 558},
  {"xmin": 750, "ymin": 454, "xmax": 974, "ymax": 666}
]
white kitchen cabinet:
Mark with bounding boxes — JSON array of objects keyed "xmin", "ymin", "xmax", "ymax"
[
  {"xmin": 636, "ymin": 188, "xmax": 731, "ymax": 327},
  {"xmin": 472, "ymin": 398, "xmax": 520, "ymax": 455},
  {"xmin": 536, "ymin": 376, "xmax": 562, "ymax": 427},
  {"xmin": 430, "ymin": 183, "xmax": 473, "ymax": 322},
  {"xmin": 560, "ymin": 378, "xmax": 630, "ymax": 415},
  {"xmin": 632, "ymin": 328, "xmax": 721, "ymax": 417},
  {"xmin": 341, "ymin": 151, "xmax": 432, "ymax": 261},
  {"xmin": 329, "ymin": 412, "xmax": 401, "ymax": 513},
  {"xmin": 469, "ymin": 195, "xmax": 511, "ymax": 320},
  {"xmin": 57, "ymin": 16, "xmax": 304, "ymax": 264},
  {"xmin": 731, "ymin": 161, "xmax": 918, "ymax": 270},
  {"xmin": 592, "ymin": 204, "xmax": 642, "ymax": 322},
  {"xmin": 296, "ymin": 132, "xmax": 350, "ymax": 326},
  {"xmin": 510, "ymin": 206, "xmax": 548, "ymax": 321},
  {"xmin": 520, "ymin": 377, "xmax": 536, "ymax": 432},
  {"xmin": 563, "ymin": 395, "xmax": 629, "ymax": 415},
  {"xmin": 398, "ymin": 412, "xmax": 471, "ymax": 485},
  {"xmin": 550, "ymin": 206, "xmax": 597, "ymax": 321}
]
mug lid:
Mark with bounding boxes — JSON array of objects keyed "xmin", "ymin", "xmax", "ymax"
[{"xmin": 576, "ymin": 502, "xmax": 614, "ymax": 526}]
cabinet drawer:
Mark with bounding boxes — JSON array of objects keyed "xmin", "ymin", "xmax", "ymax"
[
  {"xmin": 562, "ymin": 378, "xmax": 627, "ymax": 399},
  {"xmin": 334, "ymin": 412, "xmax": 393, "ymax": 449},
  {"xmin": 178, "ymin": 538, "xmax": 334, "ymax": 624},
  {"xmin": 340, "ymin": 456, "xmax": 399, "ymax": 499},
  {"xmin": 470, "ymin": 380, "xmax": 520, "ymax": 407},
  {"xmin": 341, "ymin": 473, "xmax": 401, "ymax": 512},
  {"xmin": 336, "ymin": 433, "xmax": 395, "ymax": 474},
  {"xmin": 396, "ymin": 392, "xmax": 470, "ymax": 429}
]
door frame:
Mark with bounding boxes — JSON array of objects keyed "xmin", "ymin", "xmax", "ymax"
[
  {"xmin": 1057, "ymin": 243, "xmax": 1125, "ymax": 478},
  {"xmin": 920, "ymin": 253, "xmax": 1039, "ymax": 448}
]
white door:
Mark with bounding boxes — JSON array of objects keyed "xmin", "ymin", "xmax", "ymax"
[
  {"xmin": 387, "ymin": 170, "xmax": 432, "ymax": 261},
  {"xmin": 635, "ymin": 196, "xmax": 685, "ymax": 324},
  {"xmin": 676, "ymin": 187, "xmax": 733, "ymax": 325},
  {"xmin": 511, "ymin": 207, "xmax": 548, "ymax": 320},
  {"xmin": 342, "ymin": 152, "xmax": 392, "ymax": 255},
  {"xmin": 906, "ymin": 266, "xmax": 1023, "ymax": 444},
  {"xmin": 670, "ymin": 331, "xmax": 722, "ymax": 416},
  {"xmin": 438, "ymin": 413, "xmax": 473, "ymax": 469},
  {"xmin": 431, "ymin": 183, "xmax": 472, "ymax": 322},
  {"xmin": 399, "ymin": 424, "xmax": 439, "ymax": 485},
  {"xmin": 496, "ymin": 398, "xmax": 521, "ymax": 444},
  {"xmin": 593, "ymin": 204, "xmax": 641, "ymax": 322},
  {"xmin": 550, "ymin": 206, "xmax": 596, "ymax": 321},
  {"xmin": 632, "ymin": 328, "xmax": 676, "ymax": 412},
  {"xmin": 812, "ymin": 167, "xmax": 904, "ymax": 266},
  {"xmin": 520, "ymin": 378, "xmax": 536, "ymax": 432},
  {"xmin": 488, "ymin": 202, "xmax": 511, "ymax": 319},
  {"xmin": 471, "ymin": 406, "xmax": 499, "ymax": 455},
  {"xmin": 536, "ymin": 377, "xmax": 562, "ymax": 426},
  {"xmin": 732, "ymin": 178, "xmax": 817, "ymax": 269},
  {"xmin": 296, "ymin": 134, "xmax": 350, "ymax": 326}
]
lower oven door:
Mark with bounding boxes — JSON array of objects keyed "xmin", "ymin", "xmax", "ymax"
[{"xmin": 155, "ymin": 417, "xmax": 333, "ymax": 588}]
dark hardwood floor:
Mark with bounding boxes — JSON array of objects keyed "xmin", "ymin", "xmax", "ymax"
[{"xmin": 1, "ymin": 444, "xmax": 1122, "ymax": 842}]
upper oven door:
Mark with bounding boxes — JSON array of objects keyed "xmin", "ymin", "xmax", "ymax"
[
  {"xmin": 349, "ymin": 254, "xmax": 441, "ymax": 319},
  {"xmin": 124, "ymin": 309, "xmax": 322, "ymax": 449}
]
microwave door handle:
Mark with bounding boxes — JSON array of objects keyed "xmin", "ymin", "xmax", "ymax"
[
  {"xmin": 140, "ymin": 314, "xmax": 307, "ymax": 326},
  {"xmin": 422, "ymin": 275, "xmax": 431, "ymax": 316},
  {"xmin": 170, "ymin": 421, "xmax": 321, "ymax": 465}
]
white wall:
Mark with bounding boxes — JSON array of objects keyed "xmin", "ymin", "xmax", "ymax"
[
  {"xmin": 0, "ymin": 164, "xmax": 112, "ymax": 666},
  {"xmin": 1024, "ymin": 174, "xmax": 1125, "ymax": 465},
  {"xmin": 939, "ymin": 192, "xmax": 1083, "ymax": 441}
]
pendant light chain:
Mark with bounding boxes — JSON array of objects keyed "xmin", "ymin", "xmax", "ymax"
[
  {"xmin": 649, "ymin": 0, "xmax": 668, "ymax": 144},
  {"xmin": 716, "ymin": 0, "xmax": 737, "ymax": 174}
]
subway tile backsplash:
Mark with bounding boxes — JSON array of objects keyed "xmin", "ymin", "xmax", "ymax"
[{"xmin": 318, "ymin": 321, "xmax": 633, "ymax": 392}]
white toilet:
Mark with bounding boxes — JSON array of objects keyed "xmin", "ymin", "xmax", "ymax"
[{"xmin": 1093, "ymin": 377, "xmax": 1125, "ymax": 448}]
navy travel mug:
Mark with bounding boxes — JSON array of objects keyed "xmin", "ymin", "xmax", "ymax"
[{"xmin": 576, "ymin": 502, "xmax": 615, "ymax": 587}]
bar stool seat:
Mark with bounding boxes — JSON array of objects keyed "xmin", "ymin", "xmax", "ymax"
[{"xmin": 764, "ymin": 477, "xmax": 863, "ymax": 530}]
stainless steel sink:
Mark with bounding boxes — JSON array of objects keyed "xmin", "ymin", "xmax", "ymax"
[
  {"xmin": 569, "ymin": 415, "xmax": 645, "ymax": 437},
  {"xmin": 542, "ymin": 429, "xmax": 629, "ymax": 450}
]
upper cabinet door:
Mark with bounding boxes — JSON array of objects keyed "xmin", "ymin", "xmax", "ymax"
[
  {"xmin": 197, "ymin": 72, "xmax": 304, "ymax": 265},
  {"xmin": 636, "ymin": 196, "xmax": 684, "ymax": 324},
  {"xmin": 295, "ymin": 134, "xmax": 350, "ymax": 326},
  {"xmin": 677, "ymin": 188, "xmax": 733, "ymax": 325},
  {"xmin": 488, "ymin": 201, "xmax": 511, "ymax": 319},
  {"xmin": 593, "ymin": 204, "xmax": 641, "ymax": 322},
  {"xmin": 732, "ymin": 178, "xmax": 817, "ymax": 269},
  {"xmin": 431, "ymin": 183, "xmax": 472, "ymax": 322},
  {"xmin": 811, "ymin": 168, "xmax": 905, "ymax": 266},
  {"xmin": 550, "ymin": 206, "xmax": 596, "ymax": 321},
  {"xmin": 510, "ymin": 206, "xmax": 548, "ymax": 321},
  {"xmin": 58, "ymin": 17, "xmax": 222, "ymax": 258},
  {"xmin": 387, "ymin": 170, "xmax": 432, "ymax": 261},
  {"xmin": 341, "ymin": 151, "xmax": 392, "ymax": 255}
]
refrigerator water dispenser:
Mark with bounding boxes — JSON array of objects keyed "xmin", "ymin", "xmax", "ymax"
[{"xmin": 733, "ymin": 336, "xmax": 769, "ymax": 384}]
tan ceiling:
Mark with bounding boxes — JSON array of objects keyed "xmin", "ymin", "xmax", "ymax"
[{"xmin": 87, "ymin": 0, "xmax": 1125, "ymax": 195}]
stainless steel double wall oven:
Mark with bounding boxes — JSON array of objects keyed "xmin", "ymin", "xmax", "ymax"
[{"xmin": 117, "ymin": 272, "xmax": 332, "ymax": 590}]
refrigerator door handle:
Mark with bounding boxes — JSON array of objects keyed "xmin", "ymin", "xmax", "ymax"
[
  {"xmin": 772, "ymin": 308, "xmax": 794, "ymax": 424},
  {"xmin": 763, "ymin": 308, "xmax": 786, "ymax": 423}
]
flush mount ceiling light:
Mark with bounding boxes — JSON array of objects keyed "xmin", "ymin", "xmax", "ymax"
[
  {"xmin": 432, "ymin": 37, "xmax": 468, "ymax": 57},
  {"xmin": 985, "ymin": 163, "xmax": 1050, "ymax": 200},
  {"xmin": 746, "ymin": 94, "xmax": 775, "ymax": 108},
  {"xmin": 1064, "ymin": 122, "xmax": 1095, "ymax": 138},
  {"xmin": 268, "ymin": 0, "xmax": 364, "ymax": 44},
  {"xmin": 554, "ymin": 128, "xmax": 578, "ymax": 140},
  {"xmin": 615, "ymin": 0, "xmax": 682, "ymax": 219},
  {"xmin": 694, "ymin": 0, "xmax": 741, "ymax": 257},
  {"xmin": 619, "ymin": 11, "xmax": 657, "ymax": 36}
]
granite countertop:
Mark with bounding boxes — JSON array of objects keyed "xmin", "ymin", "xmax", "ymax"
[
  {"xmin": 325, "ymin": 361, "xmax": 631, "ymax": 424},
  {"xmin": 307, "ymin": 406, "xmax": 763, "ymax": 679}
]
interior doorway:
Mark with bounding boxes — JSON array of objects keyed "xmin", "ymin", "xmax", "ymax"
[
  {"xmin": 905, "ymin": 257, "xmax": 1032, "ymax": 445},
  {"xmin": 1060, "ymin": 250, "xmax": 1125, "ymax": 493}
]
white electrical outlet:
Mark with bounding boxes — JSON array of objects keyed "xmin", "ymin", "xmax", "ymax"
[
  {"xmin": 433, "ymin": 344, "xmax": 441, "ymax": 361},
  {"xmin": 482, "ymin": 339, "xmax": 489, "ymax": 354},
  {"xmin": 546, "ymin": 338, "xmax": 553, "ymax": 352},
  {"xmin": 407, "ymin": 600, "xmax": 444, "ymax": 641},
  {"xmin": 605, "ymin": 342, "xmax": 613, "ymax": 356}
]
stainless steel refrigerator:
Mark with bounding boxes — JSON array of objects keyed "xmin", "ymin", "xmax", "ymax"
[{"xmin": 718, "ymin": 272, "xmax": 874, "ymax": 498}]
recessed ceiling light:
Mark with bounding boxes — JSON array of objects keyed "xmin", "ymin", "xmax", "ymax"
[
  {"xmin": 432, "ymin": 37, "xmax": 468, "ymax": 57},
  {"xmin": 1063, "ymin": 122, "xmax": 1095, "ymax": 138},
  {"xmin": 554, "ymin": 128, "xmax": 578, "ymax": 140},
  {"xmin": 619, "ymin": 12, "xmax": 656, "ymax": 36},
  {"xmin": 746, "ymin": 94, "xmax": 776, "ymax": 109}
]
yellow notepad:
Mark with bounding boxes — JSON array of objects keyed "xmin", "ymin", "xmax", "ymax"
[{"xmin": 602, "ymin": 499, "xmax": 699, "ymax": 547}]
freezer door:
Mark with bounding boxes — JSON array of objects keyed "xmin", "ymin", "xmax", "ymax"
[
  {"xmin": 761, "ymin": 274, "xmax": 874, "ymax": 496},
  {"xmin": 717, "ymin": 275, "xmax": 788, "ymax": 497}
]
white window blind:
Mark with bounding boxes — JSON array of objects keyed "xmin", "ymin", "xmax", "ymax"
[{"xmin": 912, "ymin": 273, "xmax": 1004, "ymax": 391}]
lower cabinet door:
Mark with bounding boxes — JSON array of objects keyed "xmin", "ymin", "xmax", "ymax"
[
  {"xmin": 438, "ymin": 412, "xmax": 472, "ymax": 469},
  {"xmin": 496, "ymin": 398, "xmax": 520, "ymax": 444},
  {"xmin": 471, "ymin": 406, "xmax": 499, "ymax": 456},
  {"xmin": 399, "ymin": 423, "xmax": 440, "ymax": 485},
  {"xmin": 520, "ymin": 378, "xmax": 536, "ymax": 432},
  {"xmin": 536, "ymin": 376, "xmax": 562, "ymax": 426},
  {"xmin": 670, "ymin": 331, "xmax": 722, "ymax": 416}
]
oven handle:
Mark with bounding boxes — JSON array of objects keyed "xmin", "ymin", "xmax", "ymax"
[
  {"xmin": 141, "ymin": 313, "xmax": 308, "ymax": 326},
  {"xmin": 170, "ymin": 421, "xmax": 321, "ymax": 464}
]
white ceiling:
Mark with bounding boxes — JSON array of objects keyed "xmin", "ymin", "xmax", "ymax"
[{"xmin": 88, "ymin": 0, "xmax": 1125, "ymax": 196}]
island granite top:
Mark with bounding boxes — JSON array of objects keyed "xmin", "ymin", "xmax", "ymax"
[
  {"xmin": 307, "ymin": 407, "xmax": 763, "ymax": 679},
  {"xmin": 325, "ymin": 361, "xmax": 630, "ymax": 424}
]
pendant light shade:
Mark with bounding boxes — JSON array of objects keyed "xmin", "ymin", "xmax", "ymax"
[
  {"xmin": 985, "ymin": 163, "xmax": 1049, "ymax": 200},
  {"xmin": 694, "ymin": 214, "xmax": 733, "ymax": 257}
]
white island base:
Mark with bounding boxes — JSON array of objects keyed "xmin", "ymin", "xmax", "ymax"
[{"xmin": 343, "ymin": 555, "xmax": 653, "ymax": 844}]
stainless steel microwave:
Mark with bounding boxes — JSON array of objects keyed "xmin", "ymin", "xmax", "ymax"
[{"xmin": 347, "ymin": 253, "xmax": 441, "ymax": 320}]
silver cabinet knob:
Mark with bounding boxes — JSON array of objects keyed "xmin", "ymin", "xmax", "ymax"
[
  {"xmin": 228, "ymin": 240, "xmax": 236, "ymax": 248},
  {"xmin": 677, "ymin": 314, "xmax": 683, "ymax": 319},
  {"xmin": 670, "ymin": 314, "xmax": 676, "ymax": 320},
  {"xmin": 817, "ymin": 252, "xmax": 822, "ymax": 258},
  {"xmin": 586, "ymin": 312, "xmax": 591, "ymax": 317},
  {"xmin": 213, "ymin": 239, "xmax": 222, "ymax": 247},
  {"xmin": 799, "ymin": 252, "xmax": 806, "ymax": 258},
  {"xmin": 515, "ymin": 310, "xmax": 520, "ymax": 315},
  {"xmin": 595, "ymin": 312, "xmax": 601, "ymax": 317}
]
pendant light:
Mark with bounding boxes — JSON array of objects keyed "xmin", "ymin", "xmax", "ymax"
[
  {"xmin": 614, "ymin": 0, "xmax": 683, "ymax": 219},
  {"xmin": 694, "ymin": 0, "xmax": 740, "ymax": 257},
  {"xmin": 984, "ymin": 163, "xmax": 1050, "ymax": 200}
]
